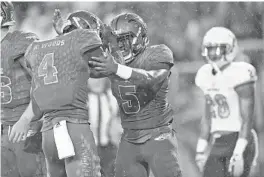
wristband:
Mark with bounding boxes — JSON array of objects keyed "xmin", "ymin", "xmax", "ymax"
[
  {"xmin": 116, "ymin": 64, "xmax": 132, "ymax": 80},
  {"xmin": 233, "ymin": 138, "xmax": 248, "ymax": 155},
  {"xmin": 196, "ymin": 138, "xmax": 208, "ymax": 153}
]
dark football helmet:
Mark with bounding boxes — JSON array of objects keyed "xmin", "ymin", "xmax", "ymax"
[
  {"xmin": 1, "ymin": 1, "xmax": 16, "ymax": 28},
  {"xmin": 63, "ymin": 10, "xmax": 104, "ymax": 38},
  {"xmin": 110, "ymin": 12, "xmax": 149, "ymax": 63}
]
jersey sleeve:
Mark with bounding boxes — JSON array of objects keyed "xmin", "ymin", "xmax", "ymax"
[
  {"xmin": 145, "ymin": 44, "xmax": 174, "ymax": 70},
  {"xmin": 233, "ymin": 62, "xmax": 257, "ymax": 88},
  {"xmin": 195, "ymin": 64, "xmax": 210, "ymax": 92},
  {"xmin": 12, "ymin": 31, "xmax": 38, "ymax": 59},
  {"xmin": 75, "ymin": 29, "xmax": 102, "ymax": 55},
  {"xmin": 19, "ymin": 42, "xmax": 34, "ymax": 76}
]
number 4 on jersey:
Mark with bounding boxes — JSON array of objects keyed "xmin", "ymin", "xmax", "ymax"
[{"xmin": 38, "ymin": 53, "xmax": 58, "ymax": 85}]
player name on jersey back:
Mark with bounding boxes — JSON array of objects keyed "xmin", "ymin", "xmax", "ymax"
[{"xmin": 32, "ymin": 40, "xmax": 65, "ymax": 50}]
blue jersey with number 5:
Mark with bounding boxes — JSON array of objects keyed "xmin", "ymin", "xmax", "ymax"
[
  {"xmin": 110, "ymin": 44, "xmax": 174, "ymax": 131},
  {"xmin": 24, "ymin": 29, "xmax": 102, "ymax": 120}
]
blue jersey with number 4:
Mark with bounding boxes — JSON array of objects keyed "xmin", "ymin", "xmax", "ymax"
[{"xmin": 24, "ymin": 29, "xmax": 102, "ymax": 119}]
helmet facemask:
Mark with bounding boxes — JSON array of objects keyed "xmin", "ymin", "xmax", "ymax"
[
  {"xmin": 202, "ymin": 42, "xmax": 236, "ymax": 70},
  {"xmin": 203, "ymin": 44, "xmax": 230, "ymax": 61},
  {"xmin": 202, "ymin": 44, "xmax": 232, "ymax": 74},
  {"xmin": 116, "ymin": 27, "xmax": 147, "ymax": 64}
]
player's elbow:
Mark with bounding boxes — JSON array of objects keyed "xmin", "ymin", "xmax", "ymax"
[{"xmin": 149, "ymin": 69, "xmax": 170, "ymax": 84}]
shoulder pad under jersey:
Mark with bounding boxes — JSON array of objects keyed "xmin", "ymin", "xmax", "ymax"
[
  {"xmin": 143, "ymin": 44, "xmax": 174, "ymax": 70},
  {"xmin": 195, "ymin": 64, "xmax": 212, "ymax": 91},
  {"xmin": 231, "ymin": 62, "xmax": 257, "ymax": 88}
]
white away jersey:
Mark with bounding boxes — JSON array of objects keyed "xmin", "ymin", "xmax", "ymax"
[{"xmin": 195, "ymin": 62, "xmax": 257, "ymax": 133}]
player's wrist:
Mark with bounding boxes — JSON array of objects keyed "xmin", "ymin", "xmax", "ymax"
[
  {"xmin": 112, "ymin": 63, "xmax": 118, "ymax": 74},
  {"xmin": 196, "ymin": 138, "xmax": 208, "ymax": 153},
  {"xmin": 233, "ymin": 138, "xmax": 248, "ymax": 155},
  {"xmin": 116, "ymin": 64, "xmax": 132, "ymax": 80}
]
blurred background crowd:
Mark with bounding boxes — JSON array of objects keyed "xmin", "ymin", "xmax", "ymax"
[{"xmin": 11, "ymin": 2, "xmax": 264, "ymax": 177}]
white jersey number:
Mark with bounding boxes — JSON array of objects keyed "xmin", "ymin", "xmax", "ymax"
[
  {"xmin": 1, "ymin": 74, "xmax": 12, "ymax": 104},
  {"xmin": 38, "ymin": 53, "xmax": 58, "ymax": 85},
  {"xmin": 118, "ymin": 85, "xmax": 141, "ymax": 114}
]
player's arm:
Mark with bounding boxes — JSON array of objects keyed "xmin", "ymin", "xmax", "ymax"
[
  {"xmin": 194, "ymin": 66, "xmax": 211, "ymax": 153},
  {"xmin": 18, "ymin": 42, "xmax": 34, "ymax": 77},
  {"xmin": 89, "ymin": 48, "xmax": 173, "ymax": 89},
  {"xmin": 9, "ymin": 83, "xmax": 43, "ymax": 143},
  {"xmin": 77, "ymin": 30, "xmax": 108, "ymax": 78},
  {"xmin": 112, "ymin": 63, "xmax": 171, "ymax": 89},
  {"xmin": 233, "ymin": 82, "xmax": 255, "ymax": 154},
  {"xmin": 9, "ymin": 100, "xmax": 38, "ymax": 143},
  {"xmin": 196, "ymin": 95, "xmax": 212, "ymax": 153},
  {"xmin": 84, "ymin": 46, "xmax": 108, "ymax": 78},
  {"xmin": 232, "ymin": 64, "xmax": 257, "ymax": 156}
]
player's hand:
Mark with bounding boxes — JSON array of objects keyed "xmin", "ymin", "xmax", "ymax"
[
  {"xmin": 228, "ymin": 153, "xmax": 244, "ymax": 177},
  {"xmin": 195, "ymin": 152, "xmax": 208, "ymax": 173},
  {"xmin": 89, "ymin": 48, "xmax": 118, "ymax": 76},
  {"xmin": 9, "ymin": 118, "xmax": 30, "ymax": 143},
  {"xmin": 53, "ymin": 9, "xmax": 65, "ymax": 35}
]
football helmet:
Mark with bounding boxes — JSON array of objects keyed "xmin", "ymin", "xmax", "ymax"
[
  {"xmin": 1, "ymin": 1, "xmax": 15, "ymax": 28},
  {"xmin": 202, "ymin": 27, "xmax": 238, "ymax": 63},
  {"xmin": 110, "ymin": 12, "xmax": 149, "ymax": 63},
  {"xmin": 63, "ymin": 10, "xmax": 104, "ymax": 38}
]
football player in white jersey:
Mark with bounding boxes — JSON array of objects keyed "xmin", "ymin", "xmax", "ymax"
[{"xmin": 194, "ymin": 27, "xmax": 259, "ymax": 177}]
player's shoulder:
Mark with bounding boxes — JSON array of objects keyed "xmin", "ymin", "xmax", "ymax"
[
  {"xmin": 147, "ymin": 44, "xmax": 173, "ymax": 57},
  {"xmin": 11, "ymin": 30, "xmax": 38, "ymax": 42},
  {"xmin": 6, "ymin": 30, "xmax": 38, "ymax": 57},
  {"xmin": 144, "ymin": 44, "xmax": 173, "ymax": 64},
  {"xmin": 196, "ymin": 63, "xmax": 212, "ymax": 77},
  {"xmin": 70, "ymin": 29, "xmax": 102, "ymax": 48},
  {"xmin": 230, "ymin": 61, "xmax": 255, "ymax": 72},
  {"xmin": 195, "ymin": 64, "xmax": 212, "ymax": 87},
  {"xmin": 229, "ymin": 62, "xmax": 257, "ymax": 87},
  {"xmin": 71, "ymin": 29, "xmax": 100, "ymax": 40}
]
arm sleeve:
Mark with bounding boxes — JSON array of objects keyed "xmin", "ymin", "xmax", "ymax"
[
  {"xmin": 233, "ymin": 63, "xmax": 257, "ymax": 88},
  {"xmin": 19, "ymin": 43, "xmax": 34, "ymax": 77},
  {"xmin": 12, "ymin": 31, "xmax": 38, "ymax": 60},
  {"xmin": 145, "ymin": 44, "xmax": 174, "ymax": 70},
  {"xmin": 195, "ymin": 65, "xmax": 208, "ymax": 92}
]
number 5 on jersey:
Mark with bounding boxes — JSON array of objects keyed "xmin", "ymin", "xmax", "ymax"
[
  {"xmin": 38, "ymin": 53, "xmax": 58, "ymax": 85},
  {"xmin": 118, "ymin": 85, "xmax": 140, "ymax": 114}
]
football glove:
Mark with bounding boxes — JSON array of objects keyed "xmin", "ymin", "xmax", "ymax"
[
  {"xmin": 229, "ymin": 153, "xmax": 244, "ymax": 177},
  {"xmin": 53, "ymin": 9, "xmax": 66, "ymax": 35},
  {"xmin": 195, "ymin": 152, "xmax": 208, "ymax": 172},
  {"xmin": 195, "ymin": 138, "xmax": 209, "ymax": 172}
]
